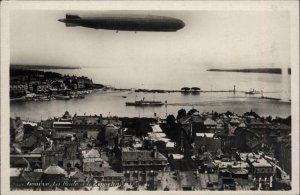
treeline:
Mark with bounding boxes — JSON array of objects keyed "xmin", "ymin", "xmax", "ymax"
[
  {"xmin": 119, "ymin": 117, "xmax": 158, "ymax": 137},
  {"xmin": 11, "ymin": 64, "xmax": 80, "ymax": 70},
  {"xmin": 207, "ymin": 68, "xmax": 291, "ymax": 75},
  {"xmin": 10, "ymin": 68, "xmax": 62, "ymax": 79}
]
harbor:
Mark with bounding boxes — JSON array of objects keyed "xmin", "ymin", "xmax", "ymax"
[{"xmin": 10, "ymin": 89, "xmax": 291, "ymax": 122}]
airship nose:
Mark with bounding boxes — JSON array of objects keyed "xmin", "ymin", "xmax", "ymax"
[
  {"xmin": 179, "ymin": 20, "xmax": 185, "ymax": 29},
  {"xmin": 58, "ymin": 19, "xmax": 66, "ymax": 23}
]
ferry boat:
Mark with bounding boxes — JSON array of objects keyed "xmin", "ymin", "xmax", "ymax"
[
  {"xmin": 126, "ymin": 97, "xmax": 164, "ymax": 106},
  {"xmin": 245, "ymin": 89, "xmax": 260, "ymax": 95}
]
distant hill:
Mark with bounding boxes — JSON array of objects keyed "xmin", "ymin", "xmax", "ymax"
[
  {"xmin": 11, "ymin": 64, "xmax": 80, "ymax": 70},
  {"xmin": 10, "ymin": 68, "xmax": 62, "ymax": 79},
  {"xmin": 207, "ymin": 68, "xmax": 291, "ymax": 75}
]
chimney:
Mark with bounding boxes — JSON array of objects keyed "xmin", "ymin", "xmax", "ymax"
[{"xmin": 153, "ymin": 146, "xmax": 158, "ymax": 159}]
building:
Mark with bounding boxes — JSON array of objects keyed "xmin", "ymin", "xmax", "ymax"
[
  {"xmin": 10, "ymin": 82, "xmax": 27, "ymax": 95},
  {"xmin": 274, "ymin": 135, "xmax": 291, "ymax": 177},
  {"xmin": 63, "ymin": 142, "xmax": 81, "ymax": 170},
  {"xmin": 73, "ymin": 115, "xmax": 104, "ymax": 139},
  {"xmin": 52, "ymin": 111, "xmax": 73, "ymax": 139},
  {"xmin": 193, "ymin": 133, "xmax": 221, "ymax": 155},
  {"xmin": 82, "ymin": 148, "xmax": 104, "ymax": 176},
  {"xmin": 42, "ymin": 164, "xmax": 67, "ymax": 183},
  {"xmin": 36, "ymin": 82, "xmax": 50, "ymax": 93},
  {"xmin": 240, "ymin": 153, "xmax": 275, "ymax": 190},
  {"xmin": 76, "ymin": 78, "xmax": 85, "ymax": 89},
  {"xmin": 121, "ymin": 147, "xmax": 168, "ymax": 187},
  {"xmin": 42, "ymin": 150, "xmax": 64, "ymax": 170},
  {"xmin": 11, "ymin": 154, "xmax": 42, "ymax": 170},
  {"xmin": 10, "ymin": 117, "xmax": 24, "ymax": 143},
  {"xmin": 82, "ymin": 77, "xmax": 93, "ymax": 88},
  {"xmin": 121, "ymin": 147, "xmax": 168, "ymax": 171},
  {"xmin": 104, "ymin": 123, "xmax": 120, "ymax": 147},
  {"xmin": 53, "ymin": 121, "xmax": 73, "ymax": 138},
  {"xmin": 203, "ymin": 118, "xmax": 217, "ymax": 132},
  {"xmin": 219, "ymin": 170, "xmax": 236, "ymax": 190}
]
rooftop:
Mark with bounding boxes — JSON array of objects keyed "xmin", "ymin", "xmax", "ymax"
[
  {"xmin": 44, "ymin": 165, "xmax": 67, "ymax": 175},
  {"xmin": 21, "ymin": 171, "xmax": 43, "ymax": 182},
  {"xmin": 82, "ymin": 148, "xmax": 101, "ymax": 158},
  {"xmin": 151, "ymin": 124, "xmax": 163, "ymax": 133},
  {"xmin": 122, "ymin": 148, "xmax": 167, "ymax": 162},
  {"xmin": 196, "ymin": 133, "xmax": 214, "ymax": 138},
  {"xmin": 204, "ymin": 118, "xmax": 217, "ymax": 126}
]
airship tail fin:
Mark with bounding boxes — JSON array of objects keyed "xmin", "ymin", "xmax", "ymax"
[
  {"xmin": 66, "ymin": 14, "xmax": 80, "ymax": 20},
  {"xmin": 66, "ymin": 23, "xmax": 78, "ymax": 27}
]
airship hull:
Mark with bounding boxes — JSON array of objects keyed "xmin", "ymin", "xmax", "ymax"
[{"xmin": 59, "ymin": 14, "xmax": 185, "ymax": 32}]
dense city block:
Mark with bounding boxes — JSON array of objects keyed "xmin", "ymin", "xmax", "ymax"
[{"xmin": 10, "ymin": 109, "xmax": 291, "ymax": 191}]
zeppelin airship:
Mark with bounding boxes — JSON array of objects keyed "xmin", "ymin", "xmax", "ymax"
[{"xmin": 58, "ymin": 14, "xmax": 185, "ymax": 32}]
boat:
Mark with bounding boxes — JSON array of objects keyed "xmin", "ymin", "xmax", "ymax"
[
  {"xmin": 126, "ymin": 100, "xmax": 164, "ymax": 106},
  {"xmin": 126, "ymin": 97, "xmax": 164, "ymax": 106},
  {"xmin": 39, "ymin": 96, "xmax": 51, "ymax": 101},
  {"xmin": 54, "ymin": 95, "xmax": 71, "ymax": 100},
  {"xmin": 245, "ymin": 89, "xmax": 260, "ymax": 95},
  {"xmin": 74, "ymin": 94, "xmax": 85, "ymax": 99}
]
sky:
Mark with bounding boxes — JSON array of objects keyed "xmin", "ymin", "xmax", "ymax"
[{"xmin": 10, "ymin": 10, "xmax": 290, "ymax": 70}]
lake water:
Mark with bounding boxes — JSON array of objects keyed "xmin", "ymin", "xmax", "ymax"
[{"xmin": 10, "ymin": 67, "xmax": 291, "ymax": 121}]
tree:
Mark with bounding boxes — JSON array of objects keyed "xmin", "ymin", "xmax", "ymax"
[
  {"xmin": 266, "ymin": 115, "xmax": 272, "ymax": 122},
  {"xmin": 187, "ymin": 108, "xmax": 198, "ymax": 116},
  {"xmin": 225, "ymin": 111, "xmax": 234, "ymax": 116},
  {"xmin": 166, "ymin": 115, "xmax": 176, "ymax": 128},
  {"xmin": 177, "ymin": 108, "xmax": 187, "ymax": 120}
]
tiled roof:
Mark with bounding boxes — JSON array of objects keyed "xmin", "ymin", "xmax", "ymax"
[
  {"xmin": 36, "ymin": 126, "xmax": 44, "ymax": 131},
  {"xmin": 103, "ymin": 167, "xmax": 123, "ymax": 177},
  {"xmin": 191, "ymin": 115, "xmax": 203, "ymax": 123},
  {"xmin": 21, "ymin": 171, "xmax": 43, "ymax": 182},
  {"xmin": 231, "ymin": 168, "xmax": 248, "ymax": 175},
  {"xmin": 13, "ymin": 157, "xmax": 30, "ymax": 165},
  {"xmin": 10, "ymin": 168, "xmax": 22, "ymax": 177},
  {"xmin": 122, "ymin": 149, "xmax": 167, "ymax": 161},
  {"xmin": 30, "ymin": 145, "xmax": 44, "ymax": 154},
  {"xmin": 178, "ymin": 116, "xmax": 191, "ymax": 125},
  {"xmin": 21, "ymin": 135, "xmax": 37, "ymax": 148},
  {"xmin": 166, "ymin": 142, "xmax": 175, "ymax": 148},
  {"xmin": 238, "ymin": 122, "xmax": 247, "ymax": 128},
  {"xmin": 250, "ymin": 158, "xmax": 272, "ymax": 168},
  {"xmin": 69, "ymin": 169, "xmax": 86, "ymax": 182},
  {"xmin": 44, "ymin": 165, "xmax": 67, "ymax": 175},
  {"xmin": 204, "ymin": 118, "xmax": 217, "ymax": 126},
  {"xmin": 196, "ymin": 133, "xmax": 214, "ymax": 138},
  {"xmin": 73, "ymin": 116, "xmax": 102, "ymax": 125},
  {"xmin": 270, "ymin": 124, "xmax": 291, "ymax": 131},
  {"xmin": 151, "ymin": 125, "xmax": 163, "ymax": 133},
  {"xmin": 230, "ymin": 118, "xmax": 240, "ymax": 124},
  {"xmin": 82, "ymin": 148, "xmax": 101, "ymax": 158}
]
